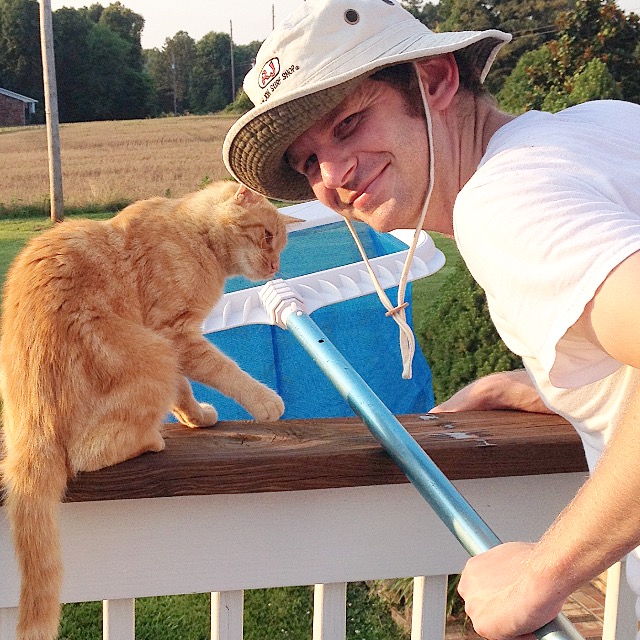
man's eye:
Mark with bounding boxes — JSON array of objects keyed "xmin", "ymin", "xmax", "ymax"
[
  {"xmin": 336, "ymin": 113, "xmax": 358, "ymax": 138},
  {"xmin": 303, "ymin": 154, "xmax": 318, "ymax": 176}
]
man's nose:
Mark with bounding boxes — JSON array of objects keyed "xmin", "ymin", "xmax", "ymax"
[{"xmin": 319, "ymin": 154, "xmax": 356, "ymax": 190}]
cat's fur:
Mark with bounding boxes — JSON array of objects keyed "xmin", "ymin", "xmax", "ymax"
[{"xmin": 0, "ymin": 181, "xmax": 291, "ymax": 640}]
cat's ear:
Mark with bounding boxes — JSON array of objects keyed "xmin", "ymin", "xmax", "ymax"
[
  {"xmin": 234, "ymin": 184, "xmax": 262, "ymax": 205},
  {"xmin": 278, "ymin": 213, "xmax": 304, "ymax": 226}
]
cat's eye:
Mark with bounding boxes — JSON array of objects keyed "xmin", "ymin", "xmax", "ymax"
[{"xmin": 263, "ymin": 229, "xmax": 274, "ymax": 247}]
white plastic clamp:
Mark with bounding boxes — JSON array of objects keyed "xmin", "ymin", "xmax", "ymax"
[{"xmin": 259, "ymin": 279, "xmax": 307, "ymax": 329}]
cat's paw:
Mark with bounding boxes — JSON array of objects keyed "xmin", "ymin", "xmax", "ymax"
[
  {"xmin": 197, "ymin": 402, "xmax": 219, "ymax": 427},
  {"xmin": 146, "ymin": 429, "xmax": 166, "ymax": 452},
  {"xmin": 249, "ymin": 387, "xmax": 285, "ymax": 422},
  {"xmin": 174, "ymin": 402, "xmax": 219, "ymax": 428}
]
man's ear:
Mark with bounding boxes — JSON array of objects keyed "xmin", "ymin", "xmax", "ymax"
[{"xmin": 415, "ymin": 53, "xmax": 460, "ymax": 112}]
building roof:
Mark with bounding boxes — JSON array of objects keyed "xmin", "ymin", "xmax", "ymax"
[{"xmin": 0, "ymin": 88, "xmax": 38, "ymax": 104}]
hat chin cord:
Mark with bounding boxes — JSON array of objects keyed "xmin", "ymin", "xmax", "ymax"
[{"xmin": 344, "ymin": 61, "xmax": 435, "ymax": 380}]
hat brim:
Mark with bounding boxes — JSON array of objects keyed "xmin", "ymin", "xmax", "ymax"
[{"xmin": 224, "ymin": 33, "xmax": 509, "ymax": 203}]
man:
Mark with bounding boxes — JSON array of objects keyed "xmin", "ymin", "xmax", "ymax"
[{"xmin": 223, "ymin": 0, "xmax": 640, "ymax": 637}]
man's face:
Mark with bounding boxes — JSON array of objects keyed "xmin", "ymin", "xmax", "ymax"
[{"xmin": 286, "ymin": 78, "xmax": 430, "ymax": 232}]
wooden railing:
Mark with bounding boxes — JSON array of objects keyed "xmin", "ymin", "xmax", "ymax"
[{"xmin": 0, "ymin": 411, "xmax": 636, "ymax": 639}]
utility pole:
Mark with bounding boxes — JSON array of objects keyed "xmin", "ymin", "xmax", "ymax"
[
  {"xmin": 171, "ymin": 51, "xmax": 177, "ymax": 115},
  {"xmin": 38, "ymin": 0, "xmax": 64, "ymax": 223},
  {"xmin": 272, "ymin": 4, "xmax": 275, "ymax": 29},
  {"xmin": 230, "ymin": 20, "xmax": 236, "ymax": 99}
]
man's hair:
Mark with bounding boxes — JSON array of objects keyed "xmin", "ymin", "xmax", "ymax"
[{"xmin": 370, "ymin": 54, "xmax": 485, "ymax": 118}]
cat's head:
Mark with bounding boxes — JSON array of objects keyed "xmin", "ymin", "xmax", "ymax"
[{"xmin": 214, "ymin": 183, "xmax": 298, "ymax": 281}]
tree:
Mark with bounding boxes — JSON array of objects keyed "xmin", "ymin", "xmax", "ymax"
[
  {"xmin": 98, "ymin": 1, "xmax": 144, "ymax": 69},
  {"xmin": 86, "ymin": 23, "xmax": 150, "ymax": 119},
  {"xmin": 189, "ymin": 31, "xmax": 234, "ymax": 113},
  {"xmin": 53, "ymin": 6, "xmax": 152, "ymax": 121},
  {"xmin": 437, "ymin": 0, "xmax": 495, "ymax": 32},
  {"xmin": 496, "ymin": 46, "xmax": 555, "ymax": 113},
  {"xmin": 83, "ymin": 2, "xmax": 103, "ymax": 23},
  {"xmin": 498, "ymin": 0, "xmax": 640, "ymax": 113},
  {"xmin": 484, "ymin": 0, "xmax": 574, "ymax": 93},
  {"xmin": 550, "ymin": 0, "xmax": 640, "ymax": 102},
  {"xmin": 51, "ymin": 7, "xmax": 96, "ymax": 121},
  {"xmin": 569, "ymin": 57, "xmax": 622, "ymax": 103},
  {"xmin": 232, "ymin": 40, "xmax": 262, "ymax": 101},
  {"xmin": 0, "ymin": 0, "xmax": 42, "ymax": 107},
  {"xmin": 145, "ymin": 31, "xmax": 196, "ymax": 115},
  {"xmin": 400, "ymin": 0, "xmax": 439, "ymax": 25},
  {"xmin": 406, "ymin": 0, "xmax": 574, "ymax": 94},
  {"xmin": 540, "ymin": 58, "xmax": 622, "ymax": 112}
]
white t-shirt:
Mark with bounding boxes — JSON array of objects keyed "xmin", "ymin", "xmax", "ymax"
[{"xmin": 453, "ymin": 100, "xmax": 640, "ymax": 595}]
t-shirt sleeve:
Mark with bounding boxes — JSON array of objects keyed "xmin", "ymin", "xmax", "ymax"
[{"xmin": 453, "ymin": 148, "xmax": 640, "ymax": 389}]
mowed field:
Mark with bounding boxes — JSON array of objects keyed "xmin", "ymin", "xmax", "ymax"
[{"xmin": 0, "ymin": 115, "xmax": 239, "ymax": 212}]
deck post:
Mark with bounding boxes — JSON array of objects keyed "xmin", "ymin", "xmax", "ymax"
[
  {"xmin": 313, "ymin": 583, "xmax": 347, "ymax": 640},
  {"xmin": 212, "ymin": 590, "xmax": 244, "ymax": 640}
]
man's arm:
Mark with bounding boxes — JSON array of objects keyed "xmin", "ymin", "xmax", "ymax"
[{"xmin": 456, "ymin": 250, "xmax": 640, "ymax": 639}]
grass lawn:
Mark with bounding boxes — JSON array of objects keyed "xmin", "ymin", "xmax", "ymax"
[
  {"xmin": 0, "ymin": 212, "xmax": 425, "ymax": 638},
  {"xmin": 0, "ymin": 213, "xmax": 113, "ymax": 281},
  {"xmin": 59, "ymin": 583, "xmax": 406, "ymax": 640}
]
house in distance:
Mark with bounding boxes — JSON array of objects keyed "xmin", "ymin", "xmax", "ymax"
[{"xmin": 0, "ymin": 88, "xmax": 38, "ymax": 126}]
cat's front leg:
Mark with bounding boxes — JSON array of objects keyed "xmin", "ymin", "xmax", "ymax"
[
  {"xmin": 237, "ymin": 377, "xmax": 285, "ymax": 422},
  {"xmin": 172, "ymin": 375, "xmax": 219, "ymax": 428},
  {"xmin": 177, "ymin": 334, "xmax": 284, "ymax": 422},
  {"xmin": 209, "ymin": 361, "xmax": 285, "ymax": 422}
]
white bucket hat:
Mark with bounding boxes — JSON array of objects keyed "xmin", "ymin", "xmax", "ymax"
[{"xmin": 223, "ymin": 0, "xmax": 511, "ymax": 203}]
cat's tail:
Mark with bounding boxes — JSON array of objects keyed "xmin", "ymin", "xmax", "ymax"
[{"xmin": 2, "ymin": 437, "xmax": 68, "ymax": 640}]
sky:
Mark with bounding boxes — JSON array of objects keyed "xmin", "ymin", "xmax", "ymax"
[
  {"xmin": 50, "ymin": 0, "xmax": 305, "ymax": 48},
  {"xmin": 50, "ymin": 0, "xmax": 640, "ymax": 50}
]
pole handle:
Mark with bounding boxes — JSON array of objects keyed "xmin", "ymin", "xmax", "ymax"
[{"xmin": 280, "ymin": 307, "xmax": 585, "ymax": 640}]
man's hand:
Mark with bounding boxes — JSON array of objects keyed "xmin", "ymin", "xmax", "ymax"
[
  {"xmin": 431, "ymin": 369, "xmax": 553, "ymax": 414},
  {"xmin": 458, "ymin": 542, "xmax": 566, "ymax": 640}
]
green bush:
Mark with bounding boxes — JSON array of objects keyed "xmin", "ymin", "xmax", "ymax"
[
  {"xmin": 416, "ymin": 259, "xmax": 522, "ymax": 405},
  {"xmin": 224, "ymin": 89, "xmax": 253, "ymax": 115}
]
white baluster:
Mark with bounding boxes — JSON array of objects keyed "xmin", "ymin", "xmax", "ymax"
[
  {"xmin": 103, "ymin": 598, "xmax": 135, "ymax": 640},
  {"xmin": 0, "ymin": 607, "xmax": 18, "ymax": 640},
  {"xmin": 411, "ymin": 576, "xmax": 448, "ymax": 640},
  {"xmin": 313, "ymin": 582, "xmax": 347, "ymax": 640},
  {"xmin": 212, "ymin": 590, "xmax": 244, "ymax": 640},
  {"xmin": 602, "ymin": 561, "xmax": 638, "ymax": 640}
]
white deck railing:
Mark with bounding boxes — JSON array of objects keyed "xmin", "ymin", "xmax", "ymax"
[{"xmin": 0, "ymin": 413, "xmax": 637, "ymax": 639}]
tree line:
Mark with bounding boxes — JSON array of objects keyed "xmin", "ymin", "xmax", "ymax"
[
  {"xmin": 0, "ymin": 0, "xmax": 260, "ymax": 122},
  {"xmin": 0, "ymin": 0, "xmax": 637, "ymax": 124},
  {"xmin": 406, "ymin": 0, "xmax": 640, "ymax": 110}
]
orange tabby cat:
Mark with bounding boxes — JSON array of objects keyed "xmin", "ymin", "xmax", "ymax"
[{"xmin": 0, "ymin": 181, "xmax": 290, "ymax": 640}]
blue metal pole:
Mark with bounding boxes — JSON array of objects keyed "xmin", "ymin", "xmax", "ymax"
[{"xmin": 284, "ymin": 309, "xmax": 583, "ymax": 640}]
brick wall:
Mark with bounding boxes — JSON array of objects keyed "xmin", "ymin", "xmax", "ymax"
[{"xmin": 0, "ymin": 94, "xmax": 26, "ymax": 126}]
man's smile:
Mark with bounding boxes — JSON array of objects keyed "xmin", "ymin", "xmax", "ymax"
[{"xmin": 351, "ymin": 163, "xmax": 390, "ymax": 211}]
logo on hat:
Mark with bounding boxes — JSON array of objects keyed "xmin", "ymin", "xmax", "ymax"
[{"xmin": 259, "ymin": 57, "xmax": 281, "ymax": 89}]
